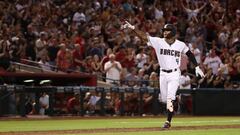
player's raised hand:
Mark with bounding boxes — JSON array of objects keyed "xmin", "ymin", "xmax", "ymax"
[
  {"xmin": 121, "ymin": 21, "xmax": 135, "ymax": 30},
  {"xmin": 195, "ymin": 66, "xmax": 205, "ymax": 78}
]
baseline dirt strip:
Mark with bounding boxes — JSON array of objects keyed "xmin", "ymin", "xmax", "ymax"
[{"xmin": 1, "ymin": 124, "xmax": 240, "ymax": 135}]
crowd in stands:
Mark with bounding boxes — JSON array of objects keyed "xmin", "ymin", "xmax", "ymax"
[{"xmin": 0, "ymin": 0, "xmax": 239, "ymax": 89}]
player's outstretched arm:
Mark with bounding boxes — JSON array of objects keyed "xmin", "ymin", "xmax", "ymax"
[
  {"xmin": 186, "ymin": 50, "xmax": 205, "ymax": 78},
  {"xmin": 121, "ymin": 21, "xmax": 148, "ymax": 43}
]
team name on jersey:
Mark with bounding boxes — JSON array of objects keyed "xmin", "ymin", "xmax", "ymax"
[
  {"xmin": 160, "ymin": 49, "xmax": 180, "ymax": 57},
  {"xmin": 209, "ymin": 60, "xmax": 220, "ymax": 64}
]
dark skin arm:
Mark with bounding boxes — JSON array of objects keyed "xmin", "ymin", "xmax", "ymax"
[
  {"xmin": 186, "ymin": 50, "xmax": 198, "ymax": 68},
  {"xmin": 122, "ymin": 21, "xmax": 148, "ymax": 43},
  {"xmin": 129, "ymin": 28, "xmax": 148, "ymax": 43}
]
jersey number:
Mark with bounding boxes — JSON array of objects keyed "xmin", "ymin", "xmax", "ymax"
[{"xmin": 176, "ymin": 59, "xmax": 179, "ymax": 65}]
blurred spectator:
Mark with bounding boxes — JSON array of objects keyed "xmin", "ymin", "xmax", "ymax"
[
  {"xmin": 104, "ymin": 92, "xmax": 115, "ymax": 115},
  {"xmin": 124, "ymin": 92, "xmax": 138, "ymax": 116},
  {"xmin": 67, "ymin": 93, "xmax": 81, "ymax": 115},
  {"xmin": 181, "ymin": 0, "xmax": 207, "ymax": 23},
  {"xmin": 121, "ymin": 47, "xmax": 136, "ymax": 69},
  {"xmin": 85, "ymin": 91, "xmax": 101, "ymax": 115},
  {"xmin": 38, "ymin": 54, "xmax": 51, "ymax": 71},
  {"xmin": 35, "ymin": 32, "xmax": 47, "ymax": 61},
  {"xmin": 135, "ymin": 48, "xmax": 148, "ymax": 69},
  {"xmin": 217, "ymin": 26, "xmax": 230, "ymax": 49},
  {"xmin": 104, "ymin": 53, "xmax": 122, "ymax": 84},
  {"xmin": 235, "ymin": 9, "xmax": 240, "ymax": 26},
  {"xmin": 24, "ymin": 95, "xmax": 36, "ymax": 116},
  {"xmin": 39, "ymin": 92, "xmax": 49, "ymax": 115},
  {"xmin": 203, "ymin": 49, "xmax": 223, "ymax": 75},
  {"xmin": 101, "ymin": 48, "xmax": 113, "ymax": 71},
  {"xmin": 115, "ymin": 46, "xmax": 127, "ymax": 67},
  {"xmin": 154, "ymin": 4, "xmax": 164, "ymax": 21},
  {"xmin": 72, "ymin": 8, "xmax": 86, "ymax": 27},
  {"xmin": 83, "ymin": 56, "xmax": 93, "ymax": 73},
  {"xmin": 16, "ymin": 79, "xmax": 36, "ymax": 116},
  {"xmin": 0, "ymin": 39, "xmax": 10, "ymax": 70},
  {"xmin": 91, "ymin": 54, "xmax": 102, "ymax": 76},
  {"xmin": 73, "ymin": 32, "xmax": 85, "ymax": 57},
  {"xmin": 72, "ymin": 44, "xmax": 85, "ymax": 71},
  {"xmin": 212, "ymin": 70, "xmax": 225, "ymax": 88},
  {"xmin": 142, "ymin": 93, "xmax": 153, "ymax": 115},
  {"xmin": 189, "ymin": 42, "xmax": 201, "ymax": 64},
  {"xmin": 125, "ymin": 67, "xmax": 138, "ymax": 87},
  {"xmin": 10, "ymin": 36, "xmax": 26, "ymax": 62},
  {"xmin": 47, "ymin": 38, "xmax": 59, "ymax": 69},
  {"xmin": 149, "ymin": 72, "xmax": 159, "ymax": 88},
  {"xmin": 179, "ymin": 70, "xmax": 192, "ymax": 90},
  {"xmin": 136, "ymin": 68, "xmax": 146, "ymax": 86},
  {"xmin": 179, "ymin": 70, "xmax": 192, "ymax": 114},
  {"xmin": 88, "ymin": 37, "xmax": 104, "ymax": 57},
  {"xmin": 56, "ymin": 43, "xmax": 72, "ymax": 72},
  {"xmin": 39, "ymin": 80, "xmax": 52, "ymax": 115},
  {"xmin": 185, "ymin": 21, "xmax": 197, "ymax": 43}
]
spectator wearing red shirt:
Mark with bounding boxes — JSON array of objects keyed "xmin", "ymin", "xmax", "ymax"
[
  {"xmin": 74, "ymin": 32, "xmax": 85, "ymax": 58},
  {"xmin": 72, "ymin": 44, "xmax": 84, "ymax": 71},
  {"xmin": 122, "ymin": 48, "xmax": 135, "ymax": 69},
  {"xmin": 115, "ymin": 46, "xmax": 127, "ymax": 67},
  {"xmin": 67, "ymin": 93, "xmax": 81, "ymax": 115},
  {"xmin": 56, "ymin": 43, "xmax": 71, "ymax": 72}
]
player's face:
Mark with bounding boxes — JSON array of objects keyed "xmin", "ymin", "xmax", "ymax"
[{"xmin": 163, "ymin": 30, "xmax": 172, "ymax": 39}]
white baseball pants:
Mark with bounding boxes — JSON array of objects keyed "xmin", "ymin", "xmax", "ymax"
[{"xmin": 159, "ymin": 69, "xmax": 180, "ymax": 103}]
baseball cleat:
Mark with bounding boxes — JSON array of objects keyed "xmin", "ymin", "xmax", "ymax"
[{"xmin": 162, "ymin": 121, "xmax": 171, "ymax": 129}]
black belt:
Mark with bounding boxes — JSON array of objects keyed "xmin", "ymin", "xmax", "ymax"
[{"xmin": 161, "ymin": 68, "xmax": 177, "ymax": 73}]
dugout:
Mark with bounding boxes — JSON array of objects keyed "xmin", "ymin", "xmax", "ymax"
[
  {"xmin": 0, "ymin": 71, "xmax": 97, "ymax": 116},
  {"xmin": 2, "ymin": 83, "xmax": 240, "ymax": 116}
]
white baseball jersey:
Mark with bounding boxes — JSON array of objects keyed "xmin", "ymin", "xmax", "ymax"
[
  {"xmin": 203, "ymin": 56, "xmax": 223, "ymax": 75},
  {"xmin": 147, "ymin": 35, "xmax": 190, "ymax": 103},
  {"xmin": 147, "ymin": 36, "xmax": 189, "ymax": 70}
]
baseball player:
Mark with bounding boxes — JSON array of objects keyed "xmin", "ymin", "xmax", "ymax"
[{"xmin": 122, "ymin": 21, "xmax": 205, "ymax": 129}]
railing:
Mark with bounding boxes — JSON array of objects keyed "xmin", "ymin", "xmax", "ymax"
[
  {"xmin": 1, "ymin": 85, "xmax": 240, "ymax": 117},
  {"xmin": 10, "ymin": 59, "xmax": 159, "ymax": 86},
  {"xmin": 10, "ymin": 60, "xmax": 95, "ymax": 77}
]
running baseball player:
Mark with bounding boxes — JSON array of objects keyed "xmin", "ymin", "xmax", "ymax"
[{"xmin": 122, "ymin": 21, "xmax": 205, "ymax": 129}]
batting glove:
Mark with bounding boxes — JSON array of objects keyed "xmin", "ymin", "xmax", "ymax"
[
  {"xmin": 195, "ymin": 66, "xmax": 205, "ymax": 78},
  {"xmin": 121, "ymin": 21, "xmax": 135, "ymax": 30}
]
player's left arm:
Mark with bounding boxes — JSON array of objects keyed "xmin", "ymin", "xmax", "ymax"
[
  {"xmin": 186, "ymin": 50, "xmax": 198, "ymax": 67},
  {"xmin": 185, "ymin": 50, "xmax": 205, "ymax": 78}
]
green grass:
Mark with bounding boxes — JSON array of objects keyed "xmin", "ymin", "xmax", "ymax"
[
  {"xmin": 0, "ymin": 116, "xmax": 240, "ymax": 133},
  {"xmin": 64, "ymin": 129, "xmax": 240, "ymax": 135}
]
